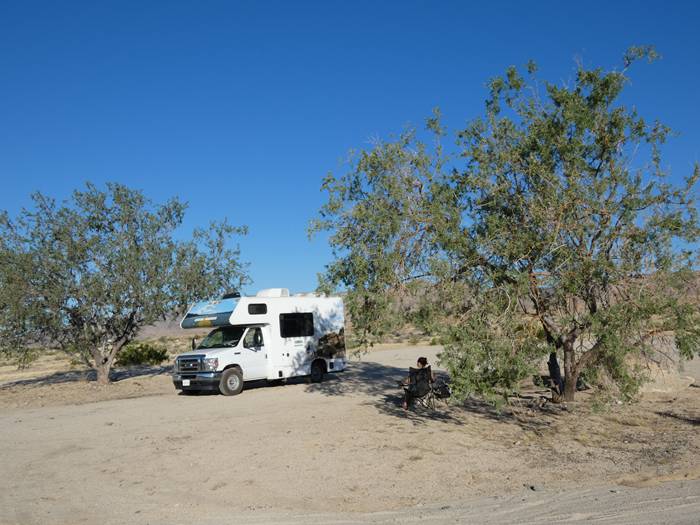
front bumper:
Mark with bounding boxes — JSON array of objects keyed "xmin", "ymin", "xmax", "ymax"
[{"xmin": 172, "ymin": 372, "xmax": 222, "ymax": 391}]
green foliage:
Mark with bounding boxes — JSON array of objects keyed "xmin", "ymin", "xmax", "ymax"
[
  {"xmin": 313, "ymin": 47, "xmax": 700, "ymax": 403},
  {"xmin": 115, "ymin": 342, "xmax": 169, "ymax": 367},
  {"xmin": 0, "ymin": 182, "xmax": 249, "ymax": 383},
  {"xmin": 310, "ymin": 130, "xmax": 451, "ymax": 347}
]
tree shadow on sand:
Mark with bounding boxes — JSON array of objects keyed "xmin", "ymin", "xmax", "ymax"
[
  {"xmin": 655, "ymin": 410, "xmax": 700, "ymax": 426},
  {"xmin": 0, "ymin": 365, "xmax": 173, "ymax": 389},
  {"xmin": 304, "ymin": 361, "xmax": 459, "ymax": 425},
  {"xmin": 305, "ymin": 360, "xmax": 564, "ymax": 431}
]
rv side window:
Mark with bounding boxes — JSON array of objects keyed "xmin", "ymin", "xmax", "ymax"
[
  {"xmin": 248, "ymin": 303, "xmax": 267, "ymax": 315},
  {"xmin": 279, "ymin": 313, "xmax": 314, "ymax": 338}
]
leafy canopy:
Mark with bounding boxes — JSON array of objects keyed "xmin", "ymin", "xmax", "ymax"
[
  {"xmin": 0, "ymin": 182, "xmax": 249, "ymax": 383},
  {"xmin": 313, "ymin": 48, "xmax": 700, "ymax": 402}
]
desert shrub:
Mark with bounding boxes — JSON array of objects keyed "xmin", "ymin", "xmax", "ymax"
[{"xmin": 116, "ymin": 343, "xmax": 168, "ymax": 366}]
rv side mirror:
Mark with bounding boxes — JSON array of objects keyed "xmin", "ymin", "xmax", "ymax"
[{"xmin": 191, "ymin": 337, "xmax": 197, "ymax": 350}]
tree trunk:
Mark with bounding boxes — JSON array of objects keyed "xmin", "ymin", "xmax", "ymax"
[
  {"xmin": 93, "ymin": 344, "xmax": 120, "ymax": 385},
  {"xmin": 563, "ymin": 342, "xmax": 578, "ymax": 401},
  {"xmin": 95, "ymin": 362, "xmax": 111, "ymax": 385}
]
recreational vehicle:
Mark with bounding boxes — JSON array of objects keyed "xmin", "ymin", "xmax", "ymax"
[{"xmin": 172, "ymin": 288, "xmax": 346, "ymax": 395}]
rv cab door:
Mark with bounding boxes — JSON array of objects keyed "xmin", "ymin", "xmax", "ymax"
[{"xmin": 240, "ymin": 326, "xmax": 268, "ymax": 380}]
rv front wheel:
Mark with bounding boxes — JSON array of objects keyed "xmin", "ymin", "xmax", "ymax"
[
  {"xmin": 310, "ymin": 361, "xmax": 325, "ymax": 383},
  {"xmin": 220, "ymin": 368, "xmax": 244, "ymax": 396}
]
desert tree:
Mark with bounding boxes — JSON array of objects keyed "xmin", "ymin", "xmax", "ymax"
[
  {"xmin": 450, "ymin": 47, "xmax": 699, "ymax": 401},
  {"xmin": 0, "ymin": 182, "xmax": 249, "ymax": 384},
  {"xmin": 314, "ymin": 48, "xmax": 700, "ymax": 402}
]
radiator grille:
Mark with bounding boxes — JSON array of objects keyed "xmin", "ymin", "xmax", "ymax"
[{"xmin": 177, "ymin": 356, "xmax": 201, "ymax": 373}]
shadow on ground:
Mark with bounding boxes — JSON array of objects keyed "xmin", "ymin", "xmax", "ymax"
[
  {"xmin": 0, "ymin": 365, "xmax": 173, "ymax": 389},
  {"xmin": 655, "ymin": 410, "xmax": 700, "ymax": 426},
  {"xmin": 305, "ymin": 360, "xmax": 564, "ymax": 430}
]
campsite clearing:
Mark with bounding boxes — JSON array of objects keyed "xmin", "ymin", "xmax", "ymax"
[{"xmin": 1, "ymin": 345, "xmax": 698, "ymax": 524}]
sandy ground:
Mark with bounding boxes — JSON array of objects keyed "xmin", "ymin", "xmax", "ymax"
[{"xmin": 0, "ymin": 346, "xmax": 699, "ymax": 524}]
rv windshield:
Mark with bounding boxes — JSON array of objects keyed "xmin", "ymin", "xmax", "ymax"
[{"xmin": 197, "ymin": 326, "xmax": 246, "ymax": 349}]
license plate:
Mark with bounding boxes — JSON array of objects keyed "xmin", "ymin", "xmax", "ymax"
[{"xmin": 182, "ymin": 379, "xmax": 191, "ymax": 386}]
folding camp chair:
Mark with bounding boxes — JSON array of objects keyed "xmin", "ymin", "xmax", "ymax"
[{"xmin": 404, "ymin": 366, "xmax": 436, "ymax": 410}]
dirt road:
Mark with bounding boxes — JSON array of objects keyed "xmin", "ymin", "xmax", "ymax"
[
  {"xmin": 1, "ymin": 346, "xmax": 698, "ymax": 524},
  {"xmin": 240, "ymin": 480, "xmax": 700, "ymax": 524}
]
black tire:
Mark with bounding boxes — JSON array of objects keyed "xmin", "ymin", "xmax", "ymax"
[
  {"xmin": 219, "ymin": 367, "xmax": 244, "ymax": 396},
  {"xmin": 310, "ymin": 360, "xmax": 325, "ymax": 383}
]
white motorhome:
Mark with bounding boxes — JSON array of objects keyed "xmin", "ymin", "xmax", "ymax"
[{"xmin": 172, "ymin": 288, "xmax": 346, "ymax": 395}]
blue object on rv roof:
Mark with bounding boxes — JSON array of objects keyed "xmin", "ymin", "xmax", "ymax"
[{"xmin": 180, "ymin": 297, "xmax": 239, "ymax": 329}]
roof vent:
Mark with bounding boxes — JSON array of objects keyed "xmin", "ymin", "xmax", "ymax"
[{"xmin": 256, "ymin": 288, "xmax": 290, "ymax": 298}]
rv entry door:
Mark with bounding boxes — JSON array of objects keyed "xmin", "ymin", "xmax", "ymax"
[{"xmin": 278, "ymin": 312, "xmax": 315, "ymax": 375}]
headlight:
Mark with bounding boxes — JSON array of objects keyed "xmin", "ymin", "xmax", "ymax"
[
  {"xmin": 173, "ymin": 360, "xmax": 179, "ymax": 373},
  {"xmin": 202, "ymin": 357, "xmax": 219, "ymax": 371}
]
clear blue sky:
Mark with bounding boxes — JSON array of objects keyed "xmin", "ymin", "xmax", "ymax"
[{"xmin": 2, "ymin": 1, "xmax": 699, "ymax": 293}]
